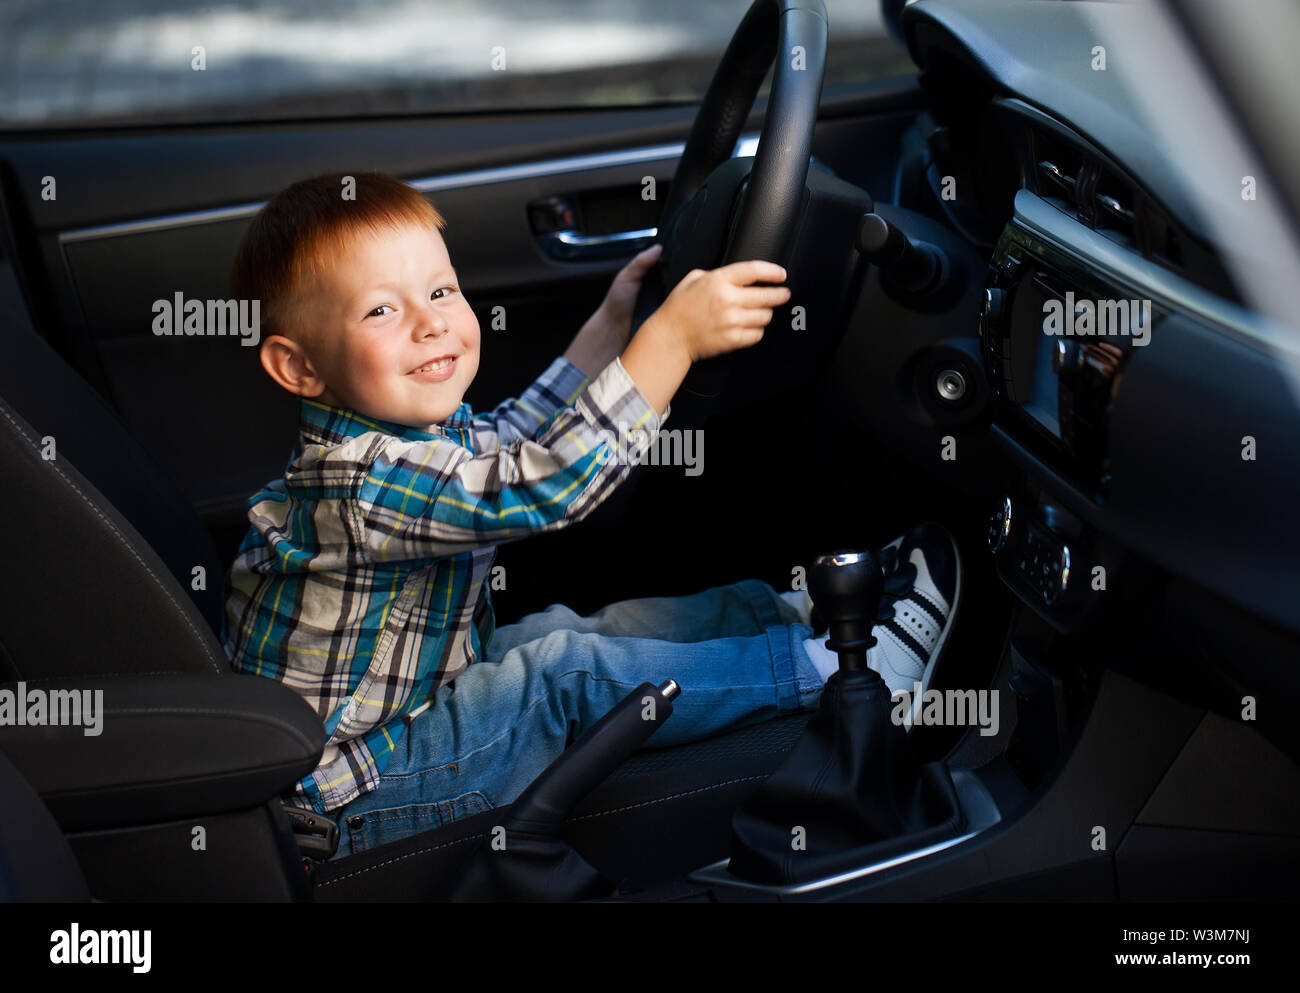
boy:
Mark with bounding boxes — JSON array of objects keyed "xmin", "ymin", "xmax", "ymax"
[{"xmin": 222, "ymin": 171, "xmax": 960, "ymax": 859}]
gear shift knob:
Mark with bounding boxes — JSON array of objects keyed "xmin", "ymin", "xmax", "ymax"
[{"xmin": 809, "ymin": 550, "xmax": 884, "ymax": 673}]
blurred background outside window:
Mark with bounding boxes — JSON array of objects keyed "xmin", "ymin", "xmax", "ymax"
[{"xmin": 0, "ymin": 0, "xmax": 912, "ymax": 129}]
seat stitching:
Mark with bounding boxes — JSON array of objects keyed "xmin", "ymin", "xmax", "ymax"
[
  {"xmin": 0, "ymin": 405, "xmax": 226, "ymax": 675},
  {"xmin": 566, "ymin": 774, "xmax": 771, "ymax": 821},
  {"xmin": 317, "ymin": 834, "xmax": 483, "ymax": 886},
  {"xmin": 316, "ymin": 774, "xmax": 771, "ymax": 887}
]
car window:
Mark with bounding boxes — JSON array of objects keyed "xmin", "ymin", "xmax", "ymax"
[{"xmin": 0, "ymin": 0, "xmax": 914, "ymax": 130}]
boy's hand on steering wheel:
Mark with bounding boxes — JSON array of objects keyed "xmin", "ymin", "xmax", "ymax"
[{"xmin": 650, "ymin": 260, "xmax": 790, "ymax": 363}]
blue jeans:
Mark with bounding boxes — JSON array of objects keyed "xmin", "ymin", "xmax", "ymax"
[{"xmin": 328, "ymin": 578, "xmax": 822, "ymax": 859}]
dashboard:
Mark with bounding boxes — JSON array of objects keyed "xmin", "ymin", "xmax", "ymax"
[{"xmin": 895, "ymin": 0, "xmax": 1300, "ymax": 636}]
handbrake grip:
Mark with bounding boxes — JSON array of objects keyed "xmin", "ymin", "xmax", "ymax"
[{"xmin": 509, "ymin": 679, "xmax": 679, "ymax": 832}]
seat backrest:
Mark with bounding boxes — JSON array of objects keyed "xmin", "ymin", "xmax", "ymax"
[
  {"xmin": 0, "ymin": 385, "xmax": 229, "ymax": 680},
  {"xmin": 0, "ymin": 314, "xmax": 228, "ymax": 633}
]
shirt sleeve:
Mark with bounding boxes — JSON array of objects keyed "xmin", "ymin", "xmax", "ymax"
[
  {"xmin": 353, "ymin": 355, "xmax": 671, "ymax": 562},
  {"xmin": 465, "ymin": 356, "xmax": 593, "ymax": 454}
]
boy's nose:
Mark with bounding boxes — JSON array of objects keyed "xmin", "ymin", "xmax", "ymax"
[{"xmin": 413, "ymin": 308, "xmax": 447, "ymax": 339}]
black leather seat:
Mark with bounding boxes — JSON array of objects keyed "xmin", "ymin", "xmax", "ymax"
[{"xmin": 0, "ymin": 310, "xmax": 810, "ymax": 899}]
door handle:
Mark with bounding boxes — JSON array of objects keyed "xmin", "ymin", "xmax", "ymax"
[
  {"xmin": 536, "ymin": 225, "xmax": 658, "ymax": 261},
  {"xmin": 529, "ymin": 193, "xmax": 658, "ymax": 261}
]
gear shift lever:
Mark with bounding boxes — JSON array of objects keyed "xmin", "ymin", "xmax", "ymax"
[
  {"xmin": 810, "ymin": 550, "xmax": 882, "ymax": 674},
  {"xmin": 726, "ymin": 547, "xmax": 964, "ymax": 886}
]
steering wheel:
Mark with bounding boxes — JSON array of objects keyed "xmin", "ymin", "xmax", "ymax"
[{"xmin": 630, "ymin": 0, "xmax": 828, "ymax": 402}]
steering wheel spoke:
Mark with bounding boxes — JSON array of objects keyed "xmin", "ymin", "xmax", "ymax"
[{"xmin": 628, "ymin": 0, "xmax": 828, "ymax": 404}]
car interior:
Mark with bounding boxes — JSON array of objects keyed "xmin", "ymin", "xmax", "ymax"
[{"xmin": 1, "ymin": 0, "xmax": 1298, "ymax": 902}]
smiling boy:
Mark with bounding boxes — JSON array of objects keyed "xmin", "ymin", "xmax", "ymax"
[{"xmin": 222, "ymin": 171, "xmax": 960, "ymax": 859}]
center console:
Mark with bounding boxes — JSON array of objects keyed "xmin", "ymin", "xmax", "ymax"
[
  {"xmin": 980, "ymin": 216, "xmax": 1152, "ymax": 500},
  {"xmin": 978, "ymin": 194, "xmax": 1154, "ymax": 631}
]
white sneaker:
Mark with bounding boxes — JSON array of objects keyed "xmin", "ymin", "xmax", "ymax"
[{"xmin": 868, "ymin": 523, "xmax": 962, "ymax": 731}]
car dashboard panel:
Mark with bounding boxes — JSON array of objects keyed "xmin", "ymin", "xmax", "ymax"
[
  {"xmin": 980, "ymin": 185, "xmax": 1300, "ymax": 635},
  {"xmin": 900, "ymin": 1, "xmax": 1300, "ymax": 637}
]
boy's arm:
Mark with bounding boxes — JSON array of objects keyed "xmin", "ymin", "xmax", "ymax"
[
  {"xmin": 466, "ymin": 289, "xmax": 635, "ymax": 453},
  {"xmin": 357, "ymin": 354, "xmax": 669, "ymax": 561},
  {"xmin": 465, "ymin": 356, "xmax": 592, "ymax": 454}
]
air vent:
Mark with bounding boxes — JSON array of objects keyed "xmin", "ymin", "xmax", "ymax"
[
  {"xmin": 1116, "ymin": 198, "xmax": 1181, "ymax": 270},
  {"xmin": 1037, "ymin": 159, "xmax": 1078, "ymax": 196},
  {"xmin": 1033, "ymin": 129, "xmax": 1084, "ymax": 210},
  {"xmin": 1095, "ymin": 168, "xmax": 1187, "ymax": 270},
  {"xmin": 1034, "ymin": 124, "xmax": 1184, "ymax": 273},
  {"xmin": 1094, "ymin": 192, "xmax": 1133, "ymax": 226},
  {"xmin": 1004, "ymin": 105, "xmax": 1233, "ymax": 294},
  {"xmin": 1092, "ymin": 168, "xmax": 1139, "ymax": 249}
]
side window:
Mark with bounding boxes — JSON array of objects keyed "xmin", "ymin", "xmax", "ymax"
[{"xmin": 0, "ymin": 1, "xmax": 912, "ymax": 130}]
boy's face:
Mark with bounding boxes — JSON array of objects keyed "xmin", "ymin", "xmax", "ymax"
[{"xmin": 276, "ymin": 222, "xmax": 480, "ymax": 431}]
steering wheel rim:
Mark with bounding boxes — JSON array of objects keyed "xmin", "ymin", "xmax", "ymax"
[{"xmin": 630, "ymin": 0, "xmax": 828, "ymax": 399}]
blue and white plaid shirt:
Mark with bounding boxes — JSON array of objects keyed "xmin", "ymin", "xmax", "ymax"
[{"xmin": 221, "ymin": 355, "xmax": 668, "ymax": 813}]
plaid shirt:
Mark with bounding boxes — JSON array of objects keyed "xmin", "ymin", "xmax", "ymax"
[{"xmin": 221, "ymin": 354, "xmax": 668, "ymax": 813}]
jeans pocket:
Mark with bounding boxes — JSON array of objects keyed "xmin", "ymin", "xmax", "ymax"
[{"xmin": 344, "ymin": 791, "xmax": 495, "ymax": 855}]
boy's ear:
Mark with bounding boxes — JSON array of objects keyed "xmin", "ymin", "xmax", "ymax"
[{"xmin": 260, "ymin": 334, "xmax": 328, "ymax": 397}]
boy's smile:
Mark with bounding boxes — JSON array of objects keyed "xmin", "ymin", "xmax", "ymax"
[{"xmin": 268, "ymin": 221, "xmax": 480, "ymax": 431}]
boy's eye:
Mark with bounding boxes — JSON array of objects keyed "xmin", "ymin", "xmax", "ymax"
[{"xmin": 362, "ymin": 287, "xmax": 453, "ymax": 319}]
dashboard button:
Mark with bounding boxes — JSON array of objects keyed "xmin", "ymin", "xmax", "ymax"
[
  {"xmin": 988, "ymin": 496, "xmax": 1014, "ymax": 554},
  {"xmin": 981, "ymin": 288, "xmax": 1008, "ymax": 357}
]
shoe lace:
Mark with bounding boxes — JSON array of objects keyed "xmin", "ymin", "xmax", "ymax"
[{"xmin": 875, "ymin": 544, "xmax": 917, "ymax": 622}]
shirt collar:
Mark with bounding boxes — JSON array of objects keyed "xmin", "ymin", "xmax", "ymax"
[{"xmin": 299, "ymin": 397, "xmax": 471, "ymax": 447}]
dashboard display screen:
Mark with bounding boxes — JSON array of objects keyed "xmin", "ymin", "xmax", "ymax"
[{"xmin": 1009, "ymin": 276, "xmax": 1064, "ymax": 440}]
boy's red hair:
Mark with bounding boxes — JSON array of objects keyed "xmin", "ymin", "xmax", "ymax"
[{"xmin": 230, "ymin": 171, "xmax": 446, "ymax": 339}]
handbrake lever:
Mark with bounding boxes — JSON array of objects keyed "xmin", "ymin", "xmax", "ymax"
[{"xmin": 446, "ymin": 679, "xmax": 679, "ymax": 901}]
